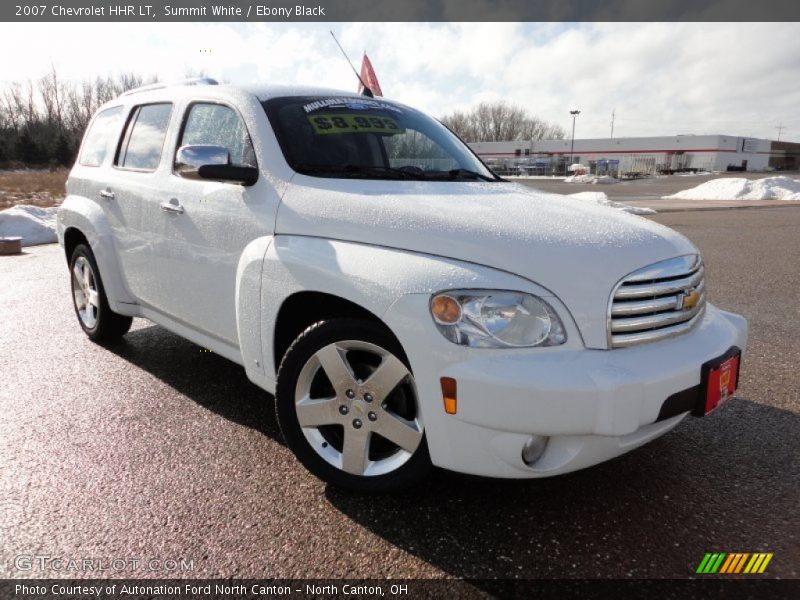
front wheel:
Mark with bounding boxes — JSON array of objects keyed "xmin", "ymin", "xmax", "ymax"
[
  {"xmin": 275, "ymin": 319, "xmax": 432, "ymax": 493},
  {"xmin": 69, "ymin": 243, "xmax": 132, "ymax": 342}
]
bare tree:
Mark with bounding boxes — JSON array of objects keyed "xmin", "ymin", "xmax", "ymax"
[
  {"xmin": 440, "ymin": 109, "xmax": 471, "ymax": 140},
  {"xmin": 0, "ymin": 67, "xmax": 159, "ymax": 166},
  {"xmin": 3, "ymin": 82, "xmax": 31, "ymax": 131},
  {"xmin": 441, "ymin": 101, "xmax": 565, "ymax": 143},
  {"xmin": 2, "ymin": 83, "xmax": 23, "ymax": 132},
  {"xmin": 39, "ymin": 63, "xmax": 68, "ymax": 134},
  {"xmin": 64, "ymin": 79, "xmax": 95, "ymax": 134}
]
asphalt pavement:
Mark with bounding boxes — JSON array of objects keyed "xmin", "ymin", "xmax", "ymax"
[{"xmin": 0, "ymin": 207, "xmax": 798, "ymax": 583}]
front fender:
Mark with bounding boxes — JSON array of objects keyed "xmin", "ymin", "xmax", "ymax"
[
  {"xmin": 57, "ymin": 195, "xmax": 136, "ymax": 309},
  {"xmin": 257, "ymin": 235, "xmax": 571, "ymax": 387}
]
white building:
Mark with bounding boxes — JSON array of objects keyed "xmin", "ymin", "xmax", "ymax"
[{"xmin": 470, "ymin": 135, "xmax": 780, "ymax": 176}]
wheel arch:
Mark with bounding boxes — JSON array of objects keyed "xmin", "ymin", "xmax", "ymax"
[
  {"xmin": 57, "ymin": 195, "xmax": 137, "ymax": 309},
  {"xmin": 63, "ymin": 226, "xmax": 89, "ymax": 263},
  {"xmin": 272, "ymin": 291, "xmax": 406, "ymax": 373}
]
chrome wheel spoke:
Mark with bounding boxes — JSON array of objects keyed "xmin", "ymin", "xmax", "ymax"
[
  {"xmin": 72, "ymin": 262, "xmax": 84, "ymax": 287},
  {"xmin": 364, "ymin": 354, "xmax": 409, "ymax": 402},
  {"xmin": 86, "ymin": 289, "xmax": 100, "ymax": 308},
  {"xmin": 82, "ymin": 265, "xmax": 91, "ymax": 290},
  {"xmin": 296, "ymin": 396, "xmax": 340, "ymax": 427},
  {"xmin": 314, "ymin": 343, "xmax": 357, "ymax": 395},
  {"xmin": 376, "ymin": 412, "xmax": 423, "ymax": 453},
  {"xmin": 85, "ymin": 305, "xmax": 97, "ymax": 327},
  {"xmin": 341, "ymin": 428, "xmax": 371, "ymax": 475}
]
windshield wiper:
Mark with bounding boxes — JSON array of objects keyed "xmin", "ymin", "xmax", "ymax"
[
  {"xmin": 345, "ymin": 165, "xmax": 428, "ymax": 180},
  {"xmin": 415, "ymin": 168, "xmax": 496, "ymax": 182},
  {"xmin": 446, "ymin": 168, "xmax": 496, "ymax": 182},
  {"xmin": 294, "ymin": 164, "xmax": 425, "ymax": 180},
  {"xmin": 294, "ymin": 163, "xmax": 494, "ymax": 182}
]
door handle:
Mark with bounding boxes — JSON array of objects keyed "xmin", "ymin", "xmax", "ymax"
[
  {"xmin": 160, "ymin": 199, "xmax": 184, "ymax": 214},
  {"xmin": 99, "ymin": 189, "xmax": 115, "ymax": 200}
]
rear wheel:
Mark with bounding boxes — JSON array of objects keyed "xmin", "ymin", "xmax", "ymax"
[
  {"xmin": 69, "ymin": 244, "xmax": 132, "ymax": 341},
  {"xmin": 275, "ymin": 319, "xmax": 431, "ymax": 493}
]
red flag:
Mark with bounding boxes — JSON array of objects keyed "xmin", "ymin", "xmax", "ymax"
[{"xmin": 358, "ymin": 53, "xmax": 383, "ymax": 97}]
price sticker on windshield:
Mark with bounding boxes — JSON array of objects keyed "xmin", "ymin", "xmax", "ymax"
[{"xmin": 307, "ymin": 114, "xmax": 405, "ymax": 135}]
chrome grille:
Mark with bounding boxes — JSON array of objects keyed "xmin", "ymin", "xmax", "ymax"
[{"xmin": 609, "ymin": 255, "xmax": 706, "ymax": 348}]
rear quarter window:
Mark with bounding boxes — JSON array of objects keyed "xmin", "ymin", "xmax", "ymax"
[
  {"xmin": 116, "ymin": 103, "xmax": 173, "ymax": 171},
  {"xmin": 78, "ymin": 106, "xmax": 124, "ymax": 167}
]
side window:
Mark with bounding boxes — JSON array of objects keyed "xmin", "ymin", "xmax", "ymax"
[
  {"xmin": 79, "ymin": 106, "xmax": 123, "ymax": 167},
  {"xmin": 116, "ymin": 103, "xmax": 173, "ymax": 171},
  {"xmin": 177, "ymin": 103, "xmax": 257, "ymax": 168}
]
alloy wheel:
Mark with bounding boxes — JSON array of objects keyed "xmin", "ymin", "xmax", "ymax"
[
  {"xmin": 294, "ymin": 340, "xmax": 423, "ymax": 477},
  {"xmin": 71, "ymin": 256, "xmax": 99, "ymax": 329}
]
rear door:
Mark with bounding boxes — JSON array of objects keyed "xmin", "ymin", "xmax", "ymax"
[
  {"xmin": 73, "ymin": 104, "xmax": 125, "ymax": 200},
  {"xmin": 153, "ymin": 100, "xmax": 278, "ymax": 346}
]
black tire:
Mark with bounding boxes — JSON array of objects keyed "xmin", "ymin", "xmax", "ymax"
[
  {"xmin": 276, "ymin": 318, "xmax": 432, "ymax": 493},
  {"xmin": 69, "ymin": 243, "xmax": 133, "ymax": 342}
]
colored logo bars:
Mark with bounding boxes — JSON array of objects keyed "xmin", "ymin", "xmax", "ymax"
[{"xmin": 696, "ymin": 552, "xmax": 773, "ymax": 574}]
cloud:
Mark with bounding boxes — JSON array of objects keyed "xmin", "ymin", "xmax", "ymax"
[{"xmin": 0, "ymin": 21, "xmax": 797, "ymax": 140}]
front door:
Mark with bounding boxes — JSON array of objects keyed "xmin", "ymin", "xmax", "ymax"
[{"xmin": 153, "ymin": 101, "xmax": 279, "ymax": 347}]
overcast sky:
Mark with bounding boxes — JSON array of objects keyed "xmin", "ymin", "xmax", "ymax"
[{"xmin": 0, "ymin": 22, "xmax": 797, "ymax": 141}]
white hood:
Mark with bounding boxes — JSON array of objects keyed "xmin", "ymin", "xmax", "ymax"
[{"xmin": 276, "ymin": 177, "xmax": 697, "ymax": 348}]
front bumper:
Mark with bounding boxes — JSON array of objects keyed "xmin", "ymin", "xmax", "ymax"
[{"xmin": 383, "ymin": 296, "xmax": 748, "ymax": 478}]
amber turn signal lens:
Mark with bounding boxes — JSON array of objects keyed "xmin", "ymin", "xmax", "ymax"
[
  {"xmin": 441, "ymin": 377, "xmax": 457, "ymax": 414},
  {"xmin": 431, "ymin": 294, "xmax": 462, "ymax": 324}
]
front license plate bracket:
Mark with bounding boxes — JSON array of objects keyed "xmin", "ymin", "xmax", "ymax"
[{"xmin": 694, "ymin": 346, "xmax": 742, "ymax": 417}]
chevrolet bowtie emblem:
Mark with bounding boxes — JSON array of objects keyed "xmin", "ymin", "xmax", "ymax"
[{"xmin": 678, "ymin": 288, "xmax": 701, "ymax": 311}]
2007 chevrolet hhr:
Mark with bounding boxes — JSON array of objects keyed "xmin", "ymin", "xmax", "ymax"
[{"xmin": 58, "ymin": 79, "xmax": 747, "ymax": 492}]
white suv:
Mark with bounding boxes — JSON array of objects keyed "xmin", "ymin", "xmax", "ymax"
[{"xmin": 58, "ymin": 79, "xmax": 748, "ymax": 492}]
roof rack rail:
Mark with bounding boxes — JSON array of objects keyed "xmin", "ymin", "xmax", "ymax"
[{"xmin": 120, "ymin": 77, "xmax": 219, "ymax": 97}]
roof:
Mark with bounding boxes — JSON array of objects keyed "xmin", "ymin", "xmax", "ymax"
[
  {"xmin": 244, "ymin": 84, "xmax": 375, "ymax": 102},
  {"xmin": 98, "ymin": 79, "xmax": 412, "ymax": 123},
  {"xmin": 118, "ymin": 78, "xmax": 394, "ymax": 104}
]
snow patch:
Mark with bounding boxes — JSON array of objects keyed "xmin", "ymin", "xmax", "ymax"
[
  {"xmin": 594, "ymin": 175, "xmax": 619, "ymax": 185},
  {"xmin": 506, "ymin": 175, "xmax": 566, "ymax": 180},
  {"xmin": 665, "ymin": 176, "xmax": 800, "ymax": 201},
  {"xmin": 567, "ymin": 192, "xmax": 656, "ymax": 215},
  {"xmin": 564, "ymin": 174, "xmax": 619, "ymax": 184},
  {"xmin": 0, "ymin": 205, "xmax": 58, "ymax": 246}
]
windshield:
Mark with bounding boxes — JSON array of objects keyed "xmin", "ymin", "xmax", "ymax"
[{"xmin": 263, "ymin": 96, "xmax": 498, "ymax": 182}]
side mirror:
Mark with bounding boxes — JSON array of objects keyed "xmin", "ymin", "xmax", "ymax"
[
  {"xmin": 176, "ymin": 144, "xmax": 230, "ymax": 176},
  {"xmin": 175, "ymin": 145, "xmax": 258, "ymax": 186}
]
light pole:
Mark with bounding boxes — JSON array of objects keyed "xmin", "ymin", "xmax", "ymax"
[{"xmin": 568, "ymin": 109, "xmax": 581, "ymax": 175}]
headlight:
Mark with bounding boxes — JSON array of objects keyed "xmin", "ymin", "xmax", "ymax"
[{"xmin": 430, "ymin": 290, "xmax": 566, "ymax": 348}]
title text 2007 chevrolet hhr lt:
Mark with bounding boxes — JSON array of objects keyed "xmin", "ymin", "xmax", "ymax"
[{"xmin": 58, "ymin": 80, "xmax": 747, "ymax": 492}]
